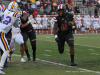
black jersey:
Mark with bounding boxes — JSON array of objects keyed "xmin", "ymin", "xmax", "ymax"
[
  {"xmin": 54, "ymin": 13, "xmax": 73, "ymax": 34},
  {"xmin": 20, "ymin": 15, "xmax": 34, "ymax": 32}
]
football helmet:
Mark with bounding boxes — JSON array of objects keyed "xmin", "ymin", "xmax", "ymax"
[
  {"xmin": 57, "ymin": 4, "xmax": 66, "ymax": 16},
  {"xmin": 37, "ymin": 15, "xmax": 40, "ymax": 18},
  {"xmin": 8, "ymin": 1, "xmax": 19, "ymax": 12},
  {"xmin": 44, "ymin": 15, "xmax": 47, "ymax": 18}
]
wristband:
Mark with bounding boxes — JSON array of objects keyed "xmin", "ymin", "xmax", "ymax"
[{"xmin": 55, "ymin": 35, "xmax": 58, "ymax": 38}]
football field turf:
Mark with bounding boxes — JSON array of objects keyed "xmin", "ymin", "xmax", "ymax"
[{"xmin": 2, "ymin": 34, "xmax": 100, "ymax": 75}]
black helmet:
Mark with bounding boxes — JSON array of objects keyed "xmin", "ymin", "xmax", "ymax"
[{"xmin": 57, "ymin": 4, "xmax": 66, "ymax": 16}]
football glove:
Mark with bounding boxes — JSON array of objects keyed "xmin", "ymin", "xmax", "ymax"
[
  {"xmin": 55, "ymin": 37, "xmax": 59, "ymax": 42},
  {"xmin": 55, "ymin": 35, "xmax": 59, "ymax": 42}
]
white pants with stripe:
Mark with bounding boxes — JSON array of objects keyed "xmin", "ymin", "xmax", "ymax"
[
  {"xmin": 0, "ymin": 31, "xmax": 10, "ymax": 69},
  {"xmin": 10, "ymin": 32, "xmax": 24, "ymax": 52}
]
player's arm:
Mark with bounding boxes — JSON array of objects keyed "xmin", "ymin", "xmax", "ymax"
[
  {"xmin": 53, "ymin": 22, "xmax": 59, "ymax": 42},
  {"xmin": 53, "ymin": 22, "xmax": 58, "ymax": 36},
  {"xmin": 20, "ymin": 23, "xmax": 28, "ymax": 28},
  {"xmin": 71, "ymin": 19, "xmax": 76, "ymax": 29},
  {"xmin": 69, "ymin": 14, "xmax": 76, "ymax": 29}
]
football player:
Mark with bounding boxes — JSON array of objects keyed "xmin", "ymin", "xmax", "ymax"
[
  {"xmin": 51, "ymin": 17, "xmax": 55, "ymax": 34},
  {"xmin": 0, "ymin": 1, "xmax": 27, "ymax": 74},
  {"xmin": 76, "ymin": 14, "xmax": 82, "ymax": 33},
  {"xmin": 35, "ymin": 15, "xmax": 42, "ymax": 34},
  {"xmin": 90, "ymin": 15, "xmax": 94, "ymax": 33},
  {"xmin": 41, "ymin": 15, "xmax": 48, "ymax": 29},
  {"xmin": 85, "ymin": 15, "xmax": 91, "ymax": 33},
  {"xmin": 9, "ymin": 23, "xmax": 26, "ymax": 63},
  {"xmin": 20, "ymin": 11, "xmax": 36, "ymax": 61},
  {"xmin": 93, "ymin": 16, "xmax": 99, "ymax": 33},
  {"xmin": 53, "ymin": 4, "xmax": 77, "ymax": 66}
]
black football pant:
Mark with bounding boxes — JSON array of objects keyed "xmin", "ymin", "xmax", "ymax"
[
  {"xmin": 21, "ymin": 29, "xmax": 36, "ymax": 60},
  {"xmin": 57, "ymin": 33, "xmax": 74, "ymax": 54}
]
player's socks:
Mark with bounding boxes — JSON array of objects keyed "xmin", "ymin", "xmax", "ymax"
[
  {"xmin": 70, "ymin": 55, "xmax": 77, "ymax": 66},
  {"xmin": 32, "ymin": 51, "xmax": 36, "ymax": 61},
  {"xmin": 25, "ymin": 50, "xmax": 31, "ymax": 61}
]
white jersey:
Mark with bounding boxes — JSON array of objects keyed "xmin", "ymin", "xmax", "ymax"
[
  {"xmin": 94, "ymin": 18, "xmax": 99, "ymax": 24},
  {"xmin": 36, "ymin": 17, "xmax": 41, "ymax": 24},
  {"xmin": 29, "ymin": 18, "xmax": 35, "ymax": 25},
  {"xmin": 76, "ymin": 17, "xmax": 82, "ymax": 24},
  {"xmin": 0, "ymin": 7, "xmax": 20, "ymax": 33},
  {"xmin": 83, "ymin": 18, "xmax": 87, "ymax": 24},
  {"xmin": 42, "ymin": 17, "xmax": 48, "ymax": 24},
  {"xmin": 86, "ymin": 18, "xmax": 91, "ymax": 25},
  {"xmin": 91, "ymin": 18, "xmax": 94, "ymax": 25},
  {"xmin": 11, "ymin": 25, "xmax": 21, "ymax": 34},
  {"xmin": 51, "ymin": 17, "xmax": 55, "ymax": 29}
]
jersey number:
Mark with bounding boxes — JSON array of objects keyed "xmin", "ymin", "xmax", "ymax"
[
  {"xmin": 61, "ymin": 24, "xmax": 67, "ymax": 31},
  {"xmin": 1, "ymin": 15, "xmax": 11, "ymax": 25}
]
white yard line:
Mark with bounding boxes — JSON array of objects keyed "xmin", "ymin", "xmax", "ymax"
[
  {"xmin": 45, "ymin": 50, "xmax": 52, "ymax": 52},
  {"xmin": 88, "ymin": 49, "xmax": 95, "ymax": 51},
  {"xmin": 91, "ymin": 53, "xmax": 99, "ymax": 55},
  {"xmin": 12, "ymin": 54, "xmax": 100, "ymax": 74},
  {"xmin": 41, "ymin": 40, "xmax": 100, "ymax": 48},
  {"xmin": 43, "ymin": 54, "xmax": 51, "ymax": 56}
]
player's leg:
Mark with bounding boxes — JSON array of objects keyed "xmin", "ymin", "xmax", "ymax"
[
  {"xmin": 3, "ymin": 29, "xmax": 12, "ymax": 67},
  {"xmin": 0, "ymin": 32, "xmax": 10, "ymax": 74},
  {"xmin": 28, "ymin": 30, "xmax": 36, "ymax": 61},
  {"xmin": 9, "ymin": 35, "xmax": 15, "ymax": 62},
  {"xmin": 21, "ymin": 32, "xmax": 31, "ymax": 61},
  {"xmin": 15, "ymin": 33, "xmax": 26, "ymax": 62},
  {"xmin": 57, "ymin": 35, "xmax": 66, "ymax": 54},
  {"xmin": 66, "ymin": 33, "xmax": 77, "ymax": 66},
  {"xmin": 24, "ymin": 41, "xmax": 31, "ymax": 61}
]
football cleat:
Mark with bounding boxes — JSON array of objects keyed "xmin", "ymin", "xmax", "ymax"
[
  {"xmin": 71, "ymin": 62, "xmax": 77, "ymax": 66},
  {"xmin": 27, "ymin": 56, "xmax": 31, "ymax": 61},
  {"xmin": 21, "ymin": 58, "xmax": 26, "ymax": 63},
  {"xmin": 0, "ymin": 69, "xmax": 5, "ymax": 74}
]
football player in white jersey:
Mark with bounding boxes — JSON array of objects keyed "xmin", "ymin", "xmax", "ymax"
[
  {"xmin": 9, "ymin": 25, "xmax": 26, "ymax": 63},
  {"xmin": 0, "ymin": 1, "xmax": 28, "ymax": 74},
  {"xmin": 51, "ymin": 17, "xmax": 55, "ymax": 34},
  {"xmin": 99, "ymin": 16, "xmax": 100, "ymax": 27},
  {"xmin": 85, "ymin": 15, "xmax": 91, "ymax": 33},
  {"xmin": 35, "ymin": 15, "xmax": 42, "ymax": 34},
  {"xmin": 93, "ymin": 16, "xmax": 99, "ymax": 33},
  {"xmin": 90, "ymin": 15, "xmax": 94, "ymax": 33},
  {"xmin": 76, "ymin": 14, "xmax": 82, "ymax": 33},
  {"xmin": 42, "ymin": 15, "xmax": 48, "ymax": 29}
]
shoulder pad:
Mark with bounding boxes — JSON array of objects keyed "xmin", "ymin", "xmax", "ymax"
[
  {"xmin": 13, "ymin": 12, "xmax": 20, "ymax": 18},
  {"xmin": 53, "ymin": 17, "xmax": 57, "ymax": 22}
]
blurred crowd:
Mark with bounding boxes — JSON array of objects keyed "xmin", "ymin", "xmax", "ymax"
[{"xmin": 1, "ymin": 0, "xmax": 100, "ymax": 17}]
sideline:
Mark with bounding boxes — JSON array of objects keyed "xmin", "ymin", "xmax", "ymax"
[{"xmin": 12, "ymin": 54, "xmax": 100, "ymax": 74}]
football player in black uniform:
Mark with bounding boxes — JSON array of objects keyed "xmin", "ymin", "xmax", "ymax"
[
  {"xmin": 20, "ymin": 11, "xmax": 36, "ymax": 61},
  {"xmin": 53, "ymin": 4, "xmax": 77, "ymax": 66}
]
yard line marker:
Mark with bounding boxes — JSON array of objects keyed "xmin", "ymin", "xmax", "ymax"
[
  {"xmin": 91, "ymin": 53, "xmax": 99, "ymax": 55},
  {"xmin": 45, "ymin": 50, "xmax": 52, "ymax": 52},
  {"xmin": 43, "ymin": 54, "xmax": 51, "ymax": 56},
  {"xmin": 12, "ymin": 54, "xmax": 100, "ymax": 74},
  {"xmin": 88, "ymin": 49, "xmax": 95, "ymax": 51},
  {"xmin": 40, "ymin": 40, "xmax": 100, "ymax": 48}
]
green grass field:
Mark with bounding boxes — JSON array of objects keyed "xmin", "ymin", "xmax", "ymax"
[{"xmin": 2, "ymin": 34, "xmax": 100, "ymax": 75}]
